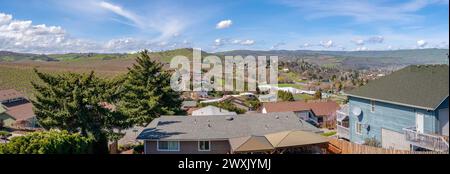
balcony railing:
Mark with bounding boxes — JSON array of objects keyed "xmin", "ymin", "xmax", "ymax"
[
  {"xmin": 403, "ymin": 127, "xmax": 449, "ymax": 152},
  {"xmin": 337, "ymin": 125, "xmax": 350, "ymax": 140}
]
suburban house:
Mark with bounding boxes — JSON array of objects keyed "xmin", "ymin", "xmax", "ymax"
[
  {"xmin": 200, "ymin": 95, "xmax": 251, "ymax": 111},
  {"xmin": 338, "ymin": 65, "xmax": 449, "ymax": 152},
  {"xmin": 136, "ymin": 112, "xmax": 327, "ymax": 154},
  {"xmin": 0, "ymin": 89, "xmax": 37, "ymax": 128},
  {"xmin": 191, "ymin": 105, "xmax": 237, "ymax": 116},
  {"xmin": 261, "ymin": 101, "xmax": 341, "ymax": 128}
]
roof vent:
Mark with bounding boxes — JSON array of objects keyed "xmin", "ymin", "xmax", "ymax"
[
  {"xmin": 275, "ymin": 116, "xmax": 279, "ymax": 119},
  {"xmin": 208, "ymin": 123, "xmax": 212, "ymax": 128},
  {"xmin": 226, "ymin": 116, "xmax": 234, "ymax": 121}
]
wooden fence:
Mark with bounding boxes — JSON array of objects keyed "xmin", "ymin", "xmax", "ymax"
[{"xmin": 328, "ymin": 139, "xmax": 446, "ymax": 154}]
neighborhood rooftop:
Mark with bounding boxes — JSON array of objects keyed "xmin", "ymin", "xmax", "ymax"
[
  {"xmin": 0, "ymin": 89, "xmax": 25, "ymax": 102},
  {"xmin": 262, "ymin": 100, "xmax": 340, "ymax": 116},
  {"xmin": 346, "ymin": 65, "xmax": 449, "ymax": 110},
  {"xmin": 137, "ymin": 112, "xmax": 321, "ymax": 140}
]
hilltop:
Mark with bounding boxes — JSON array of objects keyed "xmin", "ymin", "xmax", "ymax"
[{"xmin": 218, "ymin": 48, "xmax": 449, "ymax": 69}]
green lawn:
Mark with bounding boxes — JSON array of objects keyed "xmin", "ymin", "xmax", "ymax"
[
  {"xmin": 293, "ymin": 93, "xmax": 315, "ymax": 101},
  {"xmin": 321, "ymin": 131, "xmax": 337, "ymax": 137},
  {"xmin": 277, "ymin": 83, "xmax": 305, "ymax": 89}
]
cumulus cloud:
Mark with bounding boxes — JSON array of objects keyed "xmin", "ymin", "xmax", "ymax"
[
  {"xmin": 0, "ymin": 12, "xmax": 192, "ymax": 53},
  {"xmin": 216, "ymin": 19, "xmax": 232, "ymax": 29},
  {"xmin": 320, "ymin": 40, "xmax": 334, "ymax": 48},
  {"xmin": 239, "ymin": 39, "xmax": 255, "ymax": 46},
  {"xmin": 417, "ymin": 40, "xmax": 427, "ymax": 48},
  {"xmin": 0, "ymin": 13, "xmax": 12, "ymax": 26},
  {"xmin": 214, "ymin": 38, "xmax": 226, "ymax": 46}
]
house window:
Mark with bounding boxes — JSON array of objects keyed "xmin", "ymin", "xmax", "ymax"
[
  {"xmin": 157, "ymin": 141, "xmax": 180, "ymax": 151},
  {"xmin": 198, "ymin": 141, "xmax": 211, "ymax": 151},
  {"xmin": 370, "ymin": 100, "xmax": 375, "ymax": 112},
  {"xmin": 355, "ymin": 122, "xmax": 363, "ymax": 135}
]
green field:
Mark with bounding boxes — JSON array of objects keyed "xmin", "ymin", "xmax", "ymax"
[
  {"xmin": 277, "ymin": 83, "xmax": 305, "ymax": 89},
  {"xmin": 293, "ymin": 93, "xmax": 315, "ymax": 101}
]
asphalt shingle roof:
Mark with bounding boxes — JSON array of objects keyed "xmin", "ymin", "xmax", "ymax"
[
  {"xmin": 137, "ymin": 112, "xmax": 321, "ymax": 140},
  {"xmin": 346, "ymin": 65, "xmax": 449, "ymax": 110}
]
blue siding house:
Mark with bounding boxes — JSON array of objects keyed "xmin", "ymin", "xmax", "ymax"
[{"xmin": 338, "ymin": 65, "xmax": 449, "ymax": 152}]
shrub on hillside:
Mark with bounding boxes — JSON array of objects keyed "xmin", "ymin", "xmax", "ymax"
[{"xmin": 0, "ymin": 130, "xmax": 93, "ymax": 154}]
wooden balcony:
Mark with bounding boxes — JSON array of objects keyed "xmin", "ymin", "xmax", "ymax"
[{"xmin": 403, "ymin": 127, "xmax": 449, "ymax": 152}]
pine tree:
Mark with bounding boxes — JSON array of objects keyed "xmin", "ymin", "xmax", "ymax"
[
  {"xmin": 31, "ymin": 70, "xmax": 131, "ymax": 154},
  {"xmin": 118, "ymin": 50, "xmax": 184, "ymax": 126}
]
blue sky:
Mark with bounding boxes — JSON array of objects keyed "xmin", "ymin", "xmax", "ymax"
[{"xmin": 0, "ymin": 0, "xmax": 448, "ymax": 53}]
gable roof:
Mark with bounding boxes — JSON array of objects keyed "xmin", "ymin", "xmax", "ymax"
[
  {"xmin": 5, "ymin": 102, "xmax": 35, "ymax": 121},
  {"xmin": 137, "ymin": 112, "xmax": 321, "ymax": 140},
  {"xmin": 262, "ymin": 101, "xmax": 340, "ymax": 116},
  {"xmin": 347, "ymin": 65, "xmax": 449, "ymax": 110},
  {"xmin": 0, "ymin": 89, "xmax": 25, "ymax": 102}
]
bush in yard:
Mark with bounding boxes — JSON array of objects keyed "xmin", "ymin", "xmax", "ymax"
[
  {"xmin": 278, "ymin": 90, "xmax": 295, "ymax": 101},
  {"xmin": 0, "ymin": 130, "xmax": 93, "ymax": 154},
  {"xmin": 0, "ymin": 131, "xmax": 11, "ymax": 139},
  {"xmin": 363, "ymin": 137, "xmax": 381, "ymax": 148},
  {"xmin": 133, "ymin": 143, "xmax": 144, "ymax": 154}
]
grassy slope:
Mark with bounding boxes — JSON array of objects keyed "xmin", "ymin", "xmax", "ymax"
[{"xmin": 0, "ymin": 48, "xmax": 201, "ymax": 97}]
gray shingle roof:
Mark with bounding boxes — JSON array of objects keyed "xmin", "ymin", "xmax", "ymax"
[
  {"xmin": 192, "ymin": 105, "xmax": 237, "ymax": 116},
  {"xmin": 181, "ymin": 101, "xmax": 197, "ymax": 108},
  {"xmin": 137, "ymin": 112, "xmax": 321, "ymax": 140},
  {"xmin": 347, "ymin": 65, "xmax": 449, "ymax": 110}
]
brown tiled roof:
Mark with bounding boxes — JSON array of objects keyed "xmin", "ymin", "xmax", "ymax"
[
  {"xmin": 0, "ymin": 89, "xmax": 25, "ymax": 102},
  {"xmin": 262, "ymin": 101, "xmax": 340, "ymax": 117},
  {"xmin": 5, "ymin": 102, "xmax": 35, "ymax": 121}
]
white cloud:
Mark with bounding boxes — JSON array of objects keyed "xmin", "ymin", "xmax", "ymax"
[
  {"xmin": 96, "ymin": 1, "xmax": 188, "ymax": 42},
  {"xmin": 216, "ymin": 19, "xmax": 232, "ymax": 29},
  {"xmin": 0, "ymin": 12, "xmax": 193, "ymax": 53},
  {"xmin": 240, "ymin": 39, "xmax": 255, "ymax": 46},
  {"xmin": 320, "ymin": 40, "xmax": 334, "ymax": 48},
  {"xmin": 352, "ymin": 36, "xmax": 384, "ymax": 46},
  {"xmin": 271, "ymin": 42, "xmax": 286, "ymax": 49},
  {"xmin": 366, "ymin": 36, "xmax": 384, "ymax": 44},
  {"xmin": 353, "ymin": 39, "xmax": 365, "ymax": 46},
  {"xmin": 98, "ymin": 1, "xmax": 144, "ymax": 28},
  {"xmin": 355, "ymin": 46, "xmax": 368, "ymax": 51},
  {"xmin": 417, "ymin": 40, "xmax": 428, "ymax": 48},
  {"xmin": 0, "ymin": 13, "xmax": 12, "ymax": 26},
  {"xmin": 213, "ymin": 38, "xmax": 255, "ymax": 47}
]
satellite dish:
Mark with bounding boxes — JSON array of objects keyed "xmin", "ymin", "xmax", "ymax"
[{"xmin": 352, "ymin": 107, "xmax": 362, "ymax": 116}]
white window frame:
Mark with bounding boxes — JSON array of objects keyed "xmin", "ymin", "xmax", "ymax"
[
  {"xmin": 370, "ymin": 100, "xmax": 375, "ymax": 113},
  {"xmin": 157, "ymin": 140, "xmax": 180, "ymax": 152},
  {"xmin": 198, "ymin": 141, "xmax": 211, "ymax": 152},
  {"xmin": 355, "ymin": 122, "xmax": 363, "ymax": 135}
]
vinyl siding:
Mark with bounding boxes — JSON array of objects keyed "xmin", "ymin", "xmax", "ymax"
[
  {"xmin": 144, "ymin": 140, "xmax": 231, "ymax": 154},
  {"xmin": 0, "ymin": 113, "xmax": 15, "ymax": 127},
  {"xmin": 348, "ymin": 96, "xmax": 440, "ymax": 145}
]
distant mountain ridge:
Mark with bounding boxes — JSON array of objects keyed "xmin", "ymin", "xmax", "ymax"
[
  {"xmin": 1, "ymin": 48, "xmax": 448, "ymax": 69},
  {"xmin": 217, "ymin": 48, "xmax": 449, "ymax": 69}
]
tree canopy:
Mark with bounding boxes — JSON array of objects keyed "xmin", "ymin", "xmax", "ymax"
[
  {"xmin": 31, "ymin": 70, "xmax": 131, "ymax": 153},
  {"xmin": 278, "ymin": 90, "xmax": 295, "ymax": 101},
  {"xmin": 117, "ymin": 50, "xmax": 184, "ymax": 126},
  {"xmin": 0, "ymin": 130, "xmax": 93, "ymax": 154}
]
